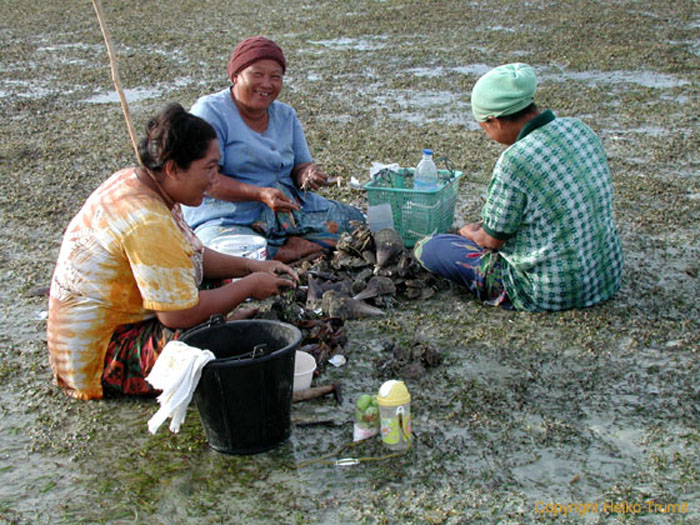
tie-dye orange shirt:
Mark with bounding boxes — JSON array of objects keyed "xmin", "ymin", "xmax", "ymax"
[{"xmin": 47, "ymin": 168, "xmax": 204, "ymax": 400}]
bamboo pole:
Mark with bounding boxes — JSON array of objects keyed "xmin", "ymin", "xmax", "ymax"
[{"xmin": 91, "ymin": 0, "xmax": 141, "ymax": 164}]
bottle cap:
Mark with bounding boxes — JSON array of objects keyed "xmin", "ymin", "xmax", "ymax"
[
  {"xmin": 376, "ymin": 380, "xmax": 411, "ymax": 406},
  {"xmin": 422, "ymin": 148, "xmax": 433, "ymax": 155}
]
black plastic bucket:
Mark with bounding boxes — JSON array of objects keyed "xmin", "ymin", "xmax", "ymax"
[{"xmin": 180, "ymin": 317, "xmax": 302, "ymax": 454}]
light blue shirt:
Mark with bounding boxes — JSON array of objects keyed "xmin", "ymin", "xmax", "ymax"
[{"xmin": 182, "ymin": 89, "xmax": 328, "ymax": 228}]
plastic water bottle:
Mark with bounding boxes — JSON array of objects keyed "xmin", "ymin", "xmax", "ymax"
[{"xmin": 414, "ymin": 148, "xmax": 438, "ymax": 191}]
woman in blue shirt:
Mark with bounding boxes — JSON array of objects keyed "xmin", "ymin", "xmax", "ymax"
[{"xmin": 183, "ymin": 36, "xmax": 364, "ymax": 262}]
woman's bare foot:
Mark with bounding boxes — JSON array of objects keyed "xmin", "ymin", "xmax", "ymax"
[
  {"xmin": 227, "ymin": 307, "xmax": 259, "ymax": 320},
  {"xmin": 273, "ymin": 236, "xmax": 326, "ymax": 263}
]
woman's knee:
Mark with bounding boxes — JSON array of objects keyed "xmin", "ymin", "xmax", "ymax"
[{"xmin": 413, "ymin": 234, "xmax": 461, "ymax": 272}]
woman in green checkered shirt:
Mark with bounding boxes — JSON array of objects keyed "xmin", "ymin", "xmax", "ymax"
[{"xmin": 414, "ymin": 63, "xmax": 623, "ymax": 311}]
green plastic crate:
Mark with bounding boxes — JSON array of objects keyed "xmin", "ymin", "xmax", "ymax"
[{"xmin": 364, "ymin": 168, "xmax": 463, "ymax": 247}]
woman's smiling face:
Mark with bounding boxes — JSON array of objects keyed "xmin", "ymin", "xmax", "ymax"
[
  {"xmin": 165, "ymin": 138, "xmax": 220, "ymax": 207},
  {"xmin": 231, "ymin": 59, "xmax": 284, "ymax": 112}
]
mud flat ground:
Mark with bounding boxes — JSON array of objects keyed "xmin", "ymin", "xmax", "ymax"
[{"xmin": 1, "ymin": 0, "xmax": 699, "ymax": 523}]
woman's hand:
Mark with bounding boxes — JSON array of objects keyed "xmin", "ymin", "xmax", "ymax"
[
  {"xmin": 258, "ymin": 187, "xmax": 299, "ymax": 213},
  {"xmin": 459, "ymin": 221, "xmax": 505, "ymax": 250},
  {"xmin": 242, "ymin": 272, "xmax": 296, "ymax": 300},
  {"xmin": 248, "ymin": 259, "xmax": 299, "ymax": 283},
  {"xmin": 294, "ymin": 162, "xmax": 328, "ymax": 191},
  {"xmin": 458, "ymin": 222, "xmax": 482, "ymax": 241},
  {"xmin": 158, "ymin": 258, "xmax": 296, "ymax": 329}
]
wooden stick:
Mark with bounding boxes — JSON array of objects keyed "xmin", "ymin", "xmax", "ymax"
[
  {"xmin": 293, "ymin": 383, "xmax": 342, "ymax": 404},
  {"xmin": 91, "ymin": 0, "xmax": 141, "ymax": 164}
]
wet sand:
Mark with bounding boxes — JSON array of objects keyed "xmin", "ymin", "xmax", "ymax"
[{"xmin": 1, "ymin": 0, "xmax": 698, "ymax": 522}]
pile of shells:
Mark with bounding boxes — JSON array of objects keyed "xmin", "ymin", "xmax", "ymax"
[
  {"xmin": 259, "ymin": 290, "xmax": 347, "ymax": 374},
  {"xmin": 299, "ymin": 221, "xmax": 442, "ymax": 320},
  {"xmin": 296, "ymin": 317, "xmax": 346, "ymax": 373},
  {"xmin": 374, "ymin": 339, "xmax": 444, "ymax": 380},
  {"xmin": 259, "ymin": 222, "xmax": 449, "ymax": 371}
]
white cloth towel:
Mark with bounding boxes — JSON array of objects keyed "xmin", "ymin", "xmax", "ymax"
[{"xmin": 146, "ymin": 341, "xmax": 216, "ymax": 434}]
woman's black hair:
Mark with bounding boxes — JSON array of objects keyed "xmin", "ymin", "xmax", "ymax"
[{"xmin": 138, "ymin": 103, "xmax": 217, "ymax": 171}]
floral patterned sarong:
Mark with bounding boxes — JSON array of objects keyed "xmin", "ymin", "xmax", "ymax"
[
  {"xmin": 102, "ymin": 319, "xmax": 182, "ymax": 396},
  {"xmin": 414, "ymin": 234, "xmax": 512, "ymax": 309},
  {"xmin": 194, "ymin": 182, "xmax": 364, "ymax": 258}
]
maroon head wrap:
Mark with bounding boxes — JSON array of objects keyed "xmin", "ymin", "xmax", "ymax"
[{"xmin": 226, "ymin": 36, "xmax": 286, "ymax": 82}]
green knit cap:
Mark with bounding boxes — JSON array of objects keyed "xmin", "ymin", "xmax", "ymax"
[{"xmin": 470, "ymin": 63, "xmax": 537, "ymax": 122}]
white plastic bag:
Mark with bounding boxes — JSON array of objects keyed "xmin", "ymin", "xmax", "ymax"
[{"xmin": 369, "ymin": 162, "xmax": 400, "ymax": 180}]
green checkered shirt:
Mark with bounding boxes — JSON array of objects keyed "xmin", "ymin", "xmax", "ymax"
[{"xmin": 481, "ymin": 111, "xmax": 623, "ymax": 311}]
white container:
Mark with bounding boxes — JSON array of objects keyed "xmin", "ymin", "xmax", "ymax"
[
  {"xmin": 367, "ymin": 203, "xmax": 394, "ymax": 232},
  {"xmin": 209, "ymin": 234, "xmax": 267, "ymax": 260},
  {"xmin": 293, "ymin": 351, "xmax": 317, "ymax": 391}
]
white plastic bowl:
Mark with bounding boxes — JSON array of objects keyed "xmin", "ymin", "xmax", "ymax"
[
  {"xmin": 209, "ymin": 234, "xmax": 267, "ymax": 260},
  {"xmin": 293, "ymin": 351, "xmax": 316, "ymax": 392}
]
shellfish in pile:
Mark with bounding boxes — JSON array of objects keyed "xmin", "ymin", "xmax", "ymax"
[
  {"xmin": 321, "ymin": 221, "xmax": 441, "ymax": 305},
  {"xmin": 373, "ymin": 227, "xmax": 404, "ymax": 268},
  {"xmin": 259, "ymin": 221, "xmax": 445, "ymax": 370}
]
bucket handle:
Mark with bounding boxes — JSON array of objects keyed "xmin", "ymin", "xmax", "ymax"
[
  {"xmin": 205, "ymin": 313, "xmax": 226, "ymax": 327},
  {"xmin": 179, "ymin": 314, "xmax": 226, "ymax": 341},
  {"xmin": 225, "ymin": 343, "xmax": 273, "ymax": 362}
]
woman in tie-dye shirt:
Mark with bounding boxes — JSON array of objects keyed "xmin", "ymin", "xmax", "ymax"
[{"xmin": 48, "ymin": 103, "xmax": 297, "ymax": 400}]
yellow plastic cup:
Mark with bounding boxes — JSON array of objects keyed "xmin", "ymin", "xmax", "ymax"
[{"xmin": 376, "ymin": 380, "xmax": 411, "ymax": 450}]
